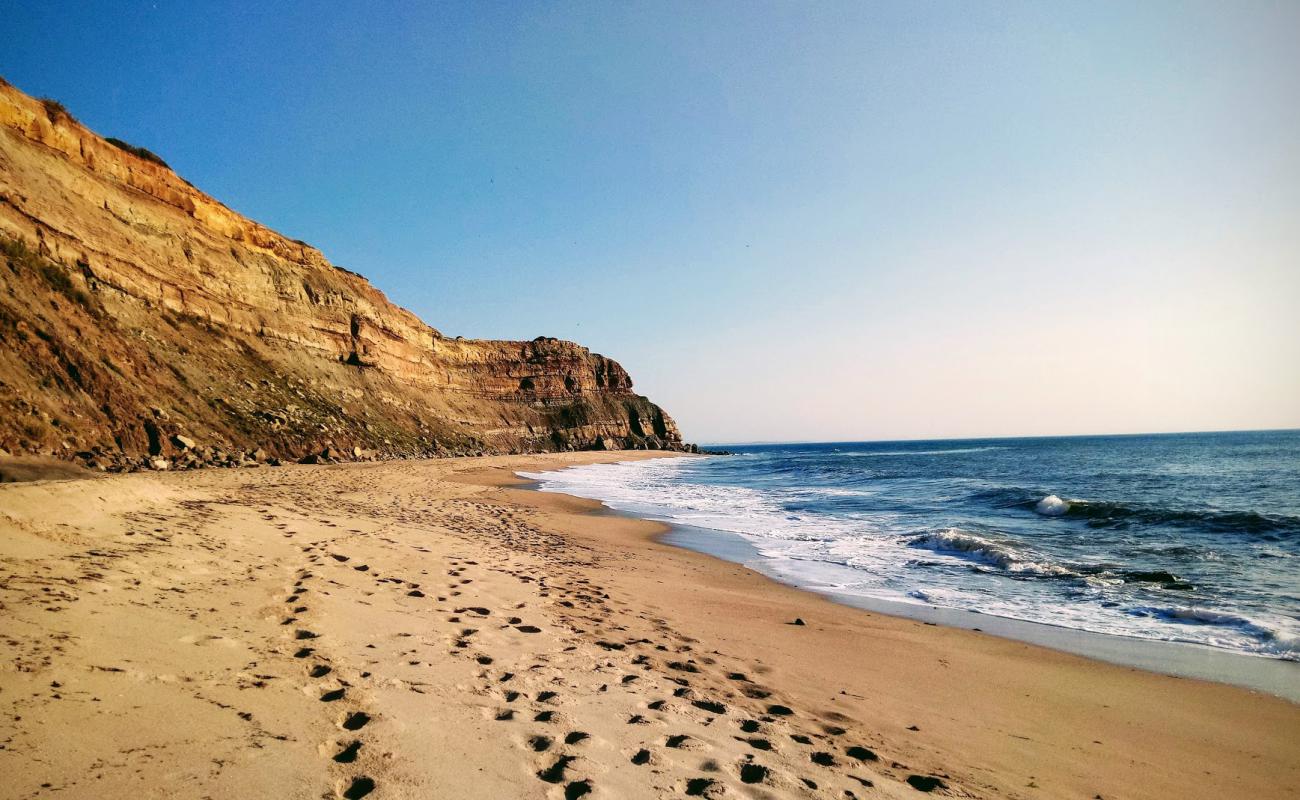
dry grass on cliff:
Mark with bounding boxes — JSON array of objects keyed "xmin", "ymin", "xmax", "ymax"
[
  {"xmin": 37, "ymin": 96, "xmax": 72, "ymax": 123},
  {"xmin": 104, "ymin": 136, "xmax": 170, "ymax": 168}
]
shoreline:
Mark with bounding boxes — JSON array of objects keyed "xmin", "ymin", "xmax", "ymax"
[
  {"xmin": 1, "ymin": 452, "xmax": 1296, "ymax": 799},
  {"xmin": 522, "ymin": 456, "xmax": 1300, "ymax": 703},
  {"xmin": 660, "ymin": 520, "xmax": 1300, "ymax": 702}
]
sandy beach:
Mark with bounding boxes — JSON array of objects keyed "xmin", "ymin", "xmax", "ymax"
[{"xmin": 1, "ymin": 452, "xmax": 1296, "ymax": 799}]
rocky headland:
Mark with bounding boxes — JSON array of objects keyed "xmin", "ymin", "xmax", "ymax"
[{"xmin": 0, "ymin": 79, "xmax": 691, "ymax": 472}]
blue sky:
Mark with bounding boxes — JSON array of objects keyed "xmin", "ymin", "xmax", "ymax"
[{"xmin": 4, "ymin": 1, "xmax": 1297, "ymax": 442}]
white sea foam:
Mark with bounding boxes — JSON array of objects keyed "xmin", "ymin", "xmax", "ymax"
[
  {"xmin": 1035, "ymin": 494, "xmax": 1071, "ymax": 516},
  {"xmin": 1126, "ymin": 606, "xmax": 1300, "ymax": 659},
  {"xmin": 841, "ymin": 446, "xmax": 1005, "ymax": 457},
  {"xmin": 520, "ymin": 457, "xmax": 1300, "ymax": 661},
  {"xmin": 908, "ymin": 529, "xmax": 1075, "ymax": 576}
]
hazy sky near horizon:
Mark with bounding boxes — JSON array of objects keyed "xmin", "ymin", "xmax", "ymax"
[{"xmin": 4, "ymin": 1, "xmax": 1298, "ymax": 443}]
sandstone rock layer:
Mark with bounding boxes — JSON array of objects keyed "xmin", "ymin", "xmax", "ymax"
[{"xmin": 0, "ymin": 80, "xmax": 684, "ymax": 468}]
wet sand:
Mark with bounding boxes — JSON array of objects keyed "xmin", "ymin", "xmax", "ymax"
[
  {"xmin": 0, "ymin": 452, "xmax": 1295, "ymax": 799},
  {"xmin": 653, "ymin": 520, "xmax": 1300, "ymax": 703}
]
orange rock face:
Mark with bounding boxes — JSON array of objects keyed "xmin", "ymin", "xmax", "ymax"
[{"xmin": 0, "ymin": 79, "xmax": 684, "ymax": 468}]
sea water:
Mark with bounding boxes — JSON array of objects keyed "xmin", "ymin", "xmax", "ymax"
[{"xmin": 522, "ymin": 431, "xmax": 1300, "ymax": 667}]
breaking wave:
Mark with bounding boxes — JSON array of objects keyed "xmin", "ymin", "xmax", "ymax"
[
  {"xmin": 1065, "ymin": 502, "xmax": 1298, "ymax": 537},
  {"xmin": 908, "ymin": 529, "xmax": 1074, "ymax": 577},
  {"xmin": 1125, "ymin": 606, "xmax": 1300, "ymax": 660},
  {"xmin": 974, "ymin": 488, "xmax": 1299, "ymax": 537},
  {"xmin": 1035, "ymin": 494, "xmax": 1071, "ymax": 516},
  {"xmin": 523, "ymin": 431, "xmax": 1300, "ymax": 668},
  {"xmin": 840, "ymin": 446, "xmax": 1005, "ymax": 457}
]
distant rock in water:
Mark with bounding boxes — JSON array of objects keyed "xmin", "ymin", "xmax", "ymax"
[{"xmin": 0, "ymin": 80, "xmax": 691, "ymax": 469}]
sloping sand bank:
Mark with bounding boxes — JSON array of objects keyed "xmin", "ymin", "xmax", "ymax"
[{"xmin": 0, "ymin": 453, "xmax": 1295, "ymax": 799}]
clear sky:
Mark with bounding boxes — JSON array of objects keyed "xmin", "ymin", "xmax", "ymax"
[{"xmin": 4, "ymin": 1, "xmax": 1297, "ymax": 443}]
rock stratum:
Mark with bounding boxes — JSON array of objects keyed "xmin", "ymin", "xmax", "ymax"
[{"xmin": 0, "ymin": 79, "xmax": 687, "ymax": 470}]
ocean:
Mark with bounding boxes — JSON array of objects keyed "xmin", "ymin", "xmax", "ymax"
[{"xmin": 522, "ymin": 430, "xmax": 1300, "ymax": 671}]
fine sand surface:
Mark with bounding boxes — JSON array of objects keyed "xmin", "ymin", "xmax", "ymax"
[{"xmin": 0, "ymin": 453, "xmax": 1296, "ymax": 799}]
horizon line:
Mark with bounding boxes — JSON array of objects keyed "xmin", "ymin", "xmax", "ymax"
[{"xmin": 700, "ymin": 426, "xmax": 1300, "ymax": 448}]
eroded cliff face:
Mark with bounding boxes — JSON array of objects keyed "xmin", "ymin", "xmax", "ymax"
[{"xmin": 0, "ymin": 80, "xmax": 686, "ymax": 469}]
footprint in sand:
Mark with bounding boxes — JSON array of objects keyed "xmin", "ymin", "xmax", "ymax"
[
  {"xmin": 341, "ymin": 711, "xmax": 371, "ymax": 731},
  {"xmin": 907, "ymin": 775, "xmax": 948, "ymax": 792},
  {"xmin": 332, "ymin": 741, "xmax": 362, "ymax": 763},
  {"xmin": 846, "ymin": 745, "xmax": 878, "ymax": 762},
  {"xmin": 536, "ymin": 755, "xmax": 579, "ymax": 785},
  {"xmin": 340, "ymin": 776, "xmax": 375, "ymax": 799},
  {"xmin": 739, "ymin": 762, "xmax": 770, "ymax": 784}
]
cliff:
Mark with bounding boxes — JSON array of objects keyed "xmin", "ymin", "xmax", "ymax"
[{"xmin": 0, "ymin": 79, "xmax": 687, "ymax": 470}]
